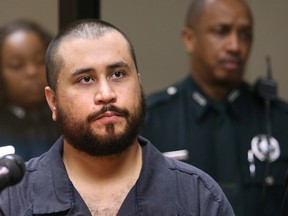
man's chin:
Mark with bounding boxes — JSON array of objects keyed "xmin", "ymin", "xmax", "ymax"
[{"xmin": 214, "ymin": 75, "xmax": 242, "ymax": 87}]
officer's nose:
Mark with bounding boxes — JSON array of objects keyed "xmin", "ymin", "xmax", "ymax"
[{"xmin": 226, "ymin": 33, "xmax": 241, "ymax": 54}]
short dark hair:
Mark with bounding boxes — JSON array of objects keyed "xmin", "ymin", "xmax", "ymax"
[
  {"xmin": 45, "ymin": 19, "xmax": 138, "ymax": 91},
  {"xmin": 0, "ymin": 19, "xmax": 52, "ymax": 106},
  {"xmin": 184, "ymin": 0, "xmax": 252, "ymax": 28},
  {"xmin": 184, "ymin": 0, "xmax": 206, "ymax": 27}
]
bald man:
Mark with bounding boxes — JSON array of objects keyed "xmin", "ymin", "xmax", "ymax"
[{"xmin": 142, "ymin": 0, "xmax": 288, "ymax": 215}]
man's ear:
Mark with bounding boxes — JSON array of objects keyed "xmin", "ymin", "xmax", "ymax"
[
  {"xmin": 137, "ymin": 73, "xmax": 141, "ymax": 84},
  {"xmin": 181, "ymin": 27, "xmax": 196, "ymax": 53},
  {"xmin": 45, "ymin": 86, "xmax": 57, "ymax": 121}
]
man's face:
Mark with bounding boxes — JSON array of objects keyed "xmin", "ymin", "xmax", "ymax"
[
  {"xmin": 46, "ymin": 31, "xmax": 145, "ymax": 156},
  {"xmin": 187, "ymin": 0, "xmax": 253, "ymax": 87},
  {"xmin": 1, "ymin": 30, "xmax": 47, "ymax": 108}
]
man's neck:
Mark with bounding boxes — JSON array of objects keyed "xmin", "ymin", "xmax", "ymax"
[
  {"xmin": 191, "ymin": 74, "xmax": 235, "ymax": 101},
  {"xmin": 63, "ymin": 140, "xmax": 142, "ymax": 215},
  {"xmin": 63, "ymin": 140, "xmax": 142, "ymax": 184}
]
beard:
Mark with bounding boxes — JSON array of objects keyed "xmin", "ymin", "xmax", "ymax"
[{"xmin": 56, "ymin": 89, "xmax": 146, "ymax": 157}]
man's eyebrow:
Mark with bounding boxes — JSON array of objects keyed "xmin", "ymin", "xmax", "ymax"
[
  {"xmin": 71, "ymin": 67, "xmax": 95, "ymax": 76},
  {"xmin": 107, "ymin": 61, "xmax": 129, "ymax": 70},
  {"xmin": 71, "ymin": 61, "xmax": 130, "ymax": 76}
]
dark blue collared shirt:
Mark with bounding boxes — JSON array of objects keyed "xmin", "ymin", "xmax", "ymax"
[{"xmin": 0, "ymin": 136, "xmax": 233, "ymax": 215}]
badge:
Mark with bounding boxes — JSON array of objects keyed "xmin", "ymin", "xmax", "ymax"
[{"xmin": 251, "ymin": 134, "xmax": 280, "ymax": 162}]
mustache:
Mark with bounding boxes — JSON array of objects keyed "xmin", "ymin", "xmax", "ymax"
[
  {"xmin": 87, "ymin": 105, "xmax": 129, "ymax": 123},
  {"xmin": 224, "ymin": 53, "xmax": 242, "ymax": 62}
]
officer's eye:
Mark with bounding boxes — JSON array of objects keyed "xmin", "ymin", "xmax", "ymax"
[
  {"xmin": 212, "ymin": 25, "xmax": 230, "ymax": 37},
  {"xmin": 239, "ymin": 28, "xmax": 253, "ymax": 42}
]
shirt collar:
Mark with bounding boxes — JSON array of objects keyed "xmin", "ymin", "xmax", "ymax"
[
  {"xmin": 31, "ymin": 136, "xmax": 158, "ymax": 215},
  {"xmin": 118, "ymin": 137, "xmax": 178, "ymax": 215},
  {"xmin": 186, "ymin": 76, "xmax": 242, "ymax": 120}
]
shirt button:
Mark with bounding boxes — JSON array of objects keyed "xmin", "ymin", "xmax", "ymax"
[{"xmin": 265, "ymin": 175, "xmax": 274, "ymax": 186}]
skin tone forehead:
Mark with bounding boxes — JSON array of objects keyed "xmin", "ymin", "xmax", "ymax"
[
  {"xmin": 199, "ymin": 0, "xmax": 252, "ymax": 27},
  {"xmin": 3, "ymin": 30, "xmax": 45, "ymax": 56},
  {"xmin": 57, "ymin": 30, "xmax": 135, "ymax": 73}
]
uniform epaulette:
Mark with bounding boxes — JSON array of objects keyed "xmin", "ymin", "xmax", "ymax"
[{"xmin": 146, "ymin": 85, "xmax": 180, "ymax": 108}]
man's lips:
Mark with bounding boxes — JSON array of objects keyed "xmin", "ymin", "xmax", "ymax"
[
  {"xmin": 93, "ymin": 111, "xmax": 123, "ymax": 125},
  {"xmin": 87, "ymin": 105, "xmax": 129, "ymax": 124},
  {"xmin": 96, "ymin": 111, "xmax": 122, "ymax": 120},
  {"xmin": 220, "ymin": 59, "xmax": 242, "ymax": 71}
]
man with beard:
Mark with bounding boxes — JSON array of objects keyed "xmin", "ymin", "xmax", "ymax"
[
  {"xmin": 141, "ymin": 0, "xmax": 288, "ymax": 215},
  {"xmin": 0, "ymin": 19, "xmax": 234, "ymax": 215}
]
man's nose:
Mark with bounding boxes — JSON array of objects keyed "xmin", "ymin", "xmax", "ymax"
[
  {"xmin": 226, "ymin": 33, "xmax": 241, "ymax": 53},
  {"xmin": 94, "ymin": 81, "xmax": 117, "ymax": 105}
]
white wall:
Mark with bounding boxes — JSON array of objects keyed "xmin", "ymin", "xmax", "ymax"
[{"xmin": 0, "ymin": 0, "xmax": 58, "ymax": 35}]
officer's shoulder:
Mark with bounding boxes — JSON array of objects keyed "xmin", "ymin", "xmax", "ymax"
[
  {"xmin": 247, "ymin": 81, "xmax": 288, "ymax": 114},
  {"xmin": 273, "ymin": 98, "xmax": 288, "ymax": 114},
  {"xmin": 146, "ymin": 79, "xmax": 185, "ymax": 108}
]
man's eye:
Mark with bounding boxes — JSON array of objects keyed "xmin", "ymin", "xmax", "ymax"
[
  {"xmin": 213, "ymin": 26, "xmax": 230, "ymax": 36},
  {"xmin": 80, "ymin": 76, "xmax": 94, "ymax": 83},
  {"xmin": 239, "ymin": 29, "xmax": 252, "ymax": 42},
  {"xmin": 111, "ymin": 71, "xmax": 124, "ymax": 79}
]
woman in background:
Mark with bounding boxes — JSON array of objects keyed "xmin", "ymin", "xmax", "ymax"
[{"xmin": 0, "ymin": 19, "xmax": 61, "ymax": 160}]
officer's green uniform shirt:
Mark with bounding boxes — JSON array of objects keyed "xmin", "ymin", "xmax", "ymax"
[{"xmin": 141, "ymin": 75, "xmax": 288, "ymax": 216}]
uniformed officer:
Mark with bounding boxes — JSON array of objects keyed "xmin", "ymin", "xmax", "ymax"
[{"xmin": 141, "ymin": 0, "xmax": 288, "ymax": 215}]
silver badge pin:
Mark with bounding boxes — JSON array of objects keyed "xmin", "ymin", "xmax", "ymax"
[{"xmin": 251, "ymin": 134, "xmax": 280, "ymax": 162}]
